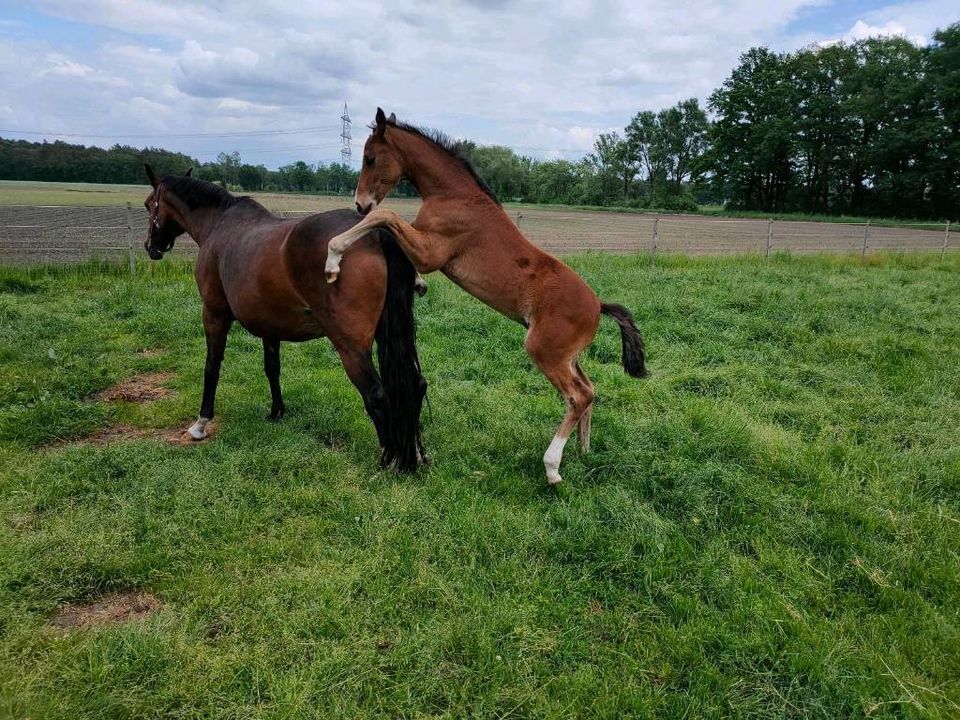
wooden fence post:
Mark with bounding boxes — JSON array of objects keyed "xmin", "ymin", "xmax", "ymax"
[
  {"xmin": 766, "ymin": 219, "xmax": 773, "ymax": 261},
  {"xmin": 861, "ymin": 219, "xmax": 870, "ymax": 260},
  {"xmin": 943, "ymin": 221, "xmax": 951, "ymax": 261},
  {"xmin": 126, "ymin": 202, "xmax": 135, "ymax": 276},
  {"xmin": 650, "ymin": 216, "xmax": 659, "ymax": 265},
  {"xmin": 516, "ymin": 212, "xmax": 523, "ymax": 229}
]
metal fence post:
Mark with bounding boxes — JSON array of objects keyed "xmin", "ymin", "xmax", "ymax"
[
  {"xmin": 943, "ymin": 221, "xmax": 951, "ymax": 261},
  {"xmin": 650, "ymin": 216, "xmax": 659, "ymax": 265},
  {"xmin": 126, "ymin": 202, "xmax": 135, "ymax": 276},
  {"xmin": 766, "ymin": 219, "xmax": 773, "ymax": 261},
  {"xmin": 861, "ymin": 219, "xmax": 870, "ymax": 260}
]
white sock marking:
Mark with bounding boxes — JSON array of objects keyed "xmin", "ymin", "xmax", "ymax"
[
  {"xmin": 543, "ymin": 433, "xmax": 568, "ymax": 485},
  {"xmin": 187, "ymin": 417, "xmax": 211, "ymax": 440}
]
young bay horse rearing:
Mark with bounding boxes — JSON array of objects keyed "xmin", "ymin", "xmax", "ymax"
[
  {"xmin": 324, "ymin": 109, "xmax": 647, "ymax": 485},
  {"xmin": 142, "ymin": 164, "xmax": 427, "ymax": 472}
]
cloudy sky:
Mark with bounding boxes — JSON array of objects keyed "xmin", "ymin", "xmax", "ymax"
[{"xmin": 0, "ymin": 0, "xmax": 955, "ymax": 169}]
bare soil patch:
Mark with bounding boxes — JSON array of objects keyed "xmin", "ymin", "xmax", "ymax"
[
  {"xmin": 47, "ymin": 591, "xmax": 162, "ymax": 631},
  {"xmin": 67, "ymin": 420, "xmax": 216, "ymax": 447},
  {"xmin": 82, "ymin": 424, "xmax": 150, "ymax": 445},
  {"xmin": 162, "ymin": 420, "xmax": 217, "ymax": 446},
  {"xmin": 94, "ymin": 372, "xmax": 174, "ymax": 403},
  {"xmin": 135, "ymin": 347, "xmax": 166, "ymax": 358}
]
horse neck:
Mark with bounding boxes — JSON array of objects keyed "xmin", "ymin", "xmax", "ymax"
[
  {"xmin": 169, "ymin": 197, "xmax": 223, "ymax": 247},
  {"xmin": 393, "ymin": 129, "xmax": 484, "ymax": 201}
]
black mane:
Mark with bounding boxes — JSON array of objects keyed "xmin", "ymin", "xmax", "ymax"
[
  {"xmin": 387, "ymin": 120, "xmax": 498, "ymax": 203},
  {"xmin": 161, "ymin": 175, "xmax": 241, "ymax": 210}
]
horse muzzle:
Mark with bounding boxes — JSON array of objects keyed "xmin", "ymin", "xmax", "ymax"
[{"xmin": 145, "ymin": 239, "xmax": 166, "ymax": 260}]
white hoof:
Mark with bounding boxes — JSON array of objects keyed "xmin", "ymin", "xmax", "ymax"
[
  {"xmin": 325, "ymin": 254, "xmax": 341, "ymax": 284},
  {"xmin": 187, "ymin": 417, "xmax": 210, "ymax": 440},
  {"xmin": 546, "ymin": 472, "xmax": 563, "ymax": 486},
  {"xmin": 414, "ymin": 274, "xmax": 428, "ymax": 296}
]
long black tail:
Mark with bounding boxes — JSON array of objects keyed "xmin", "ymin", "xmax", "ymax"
[
  {"xmin": 600, "ymin": 302, "xmax": 648, "ymax": 378},
  {"xmin": 375, "ymin": 230, "xmax": 427, "ymax": 473}
]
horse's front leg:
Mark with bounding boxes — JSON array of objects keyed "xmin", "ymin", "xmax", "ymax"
[
  {"xmin": 325, "ymin": 210, "xmax": 442, "ymax": 284},
  {"xmin": 188, "ymin": 306, "xmax": 232, "ymax": 440}
]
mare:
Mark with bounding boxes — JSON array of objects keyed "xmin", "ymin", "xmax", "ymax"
[
  {"xmin": 324, "ymin": 110, "xmax": 647, "ymax": 485},
  {"xmin": 143, "ymin": 164, "xmax": 426, "ymax": 471}
]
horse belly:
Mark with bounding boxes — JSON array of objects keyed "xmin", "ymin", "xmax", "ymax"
[{"xmin": 227, "ymin": 278, "xmax": 326, "ymax": 342}]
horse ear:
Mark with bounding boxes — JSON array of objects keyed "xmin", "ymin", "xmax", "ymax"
[
  {"xmin": 388, "ymin": 112, "xmax": 396, "ymax": 123},
  {"xmin": 144, "ymin": 163, "xmax": 157, "ymax": 188},
  {"xmin": 184, "ymin": 167, "xmax": 193, "ymax": 177},
  {"xmin": 375, "ymin": 107, "xmax": 387, "ymax": 137}
]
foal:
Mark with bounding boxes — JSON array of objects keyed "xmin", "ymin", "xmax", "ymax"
[
  {"xmin": 143, "ymin": 165, "xmax": 426, "ymax": 471},
  {"xmin": 325, "ymin": 110, "xmax": 647, "ymax": 485}
]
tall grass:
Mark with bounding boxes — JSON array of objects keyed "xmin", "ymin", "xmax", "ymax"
[{"xmin": 1, "ymin": 254, "xmax": 958, "ymax": 718}]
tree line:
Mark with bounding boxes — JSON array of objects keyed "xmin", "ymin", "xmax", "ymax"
[
  {"xmin": 0, "ymin": 141, "xmax": 360, "ymax": 195},
  {"xmin": 1, "ymin": 23, "xmax": 956, "ymax": 219}
]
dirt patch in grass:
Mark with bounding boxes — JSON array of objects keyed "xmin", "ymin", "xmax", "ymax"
[
  {"xmin": 82, "ymin": 424, "xmax": 151, "ymax": 445},
  {"xmin": 94, "ymin": 372, "xmax": 174, "ymax": 403},
  {"xmin": 47, "ymin": 591, "xmax": 162, "ymax": 631},
  {"xmin": 135, "ymin": 347, "xmax": 166, "ymax": 358},
  {"xmin": 68, "ymin": 420, "xmax": 217, "ymax": 447},
  {"xmin": 162, "ymin": 420, "xmax": 217, "ymax": 446}
]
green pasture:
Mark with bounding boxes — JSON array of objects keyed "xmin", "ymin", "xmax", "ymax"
[
  {"xmin": 2, "ymin": 180, "xmax": 950, "ymax": 228},
  {"xmin": 0, "ymin": 254, "xmax": 958, "ymax": 718}
]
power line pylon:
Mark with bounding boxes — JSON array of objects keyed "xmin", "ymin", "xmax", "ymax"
[{"xmin": 340, "ymin": 103, "xmax": 352, "ymax": 166}]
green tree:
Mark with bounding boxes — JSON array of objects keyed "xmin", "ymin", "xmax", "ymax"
[
  {"xmin": 709, "ymin": 47, "xmax": 798, "ymax": 211},
  {"xmin": 927, "ymin": 23, "xmax": 960, "ymax": 218}
]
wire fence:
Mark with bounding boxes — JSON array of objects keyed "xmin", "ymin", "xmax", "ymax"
[{"xmin": 0, "ymin": 203, "xmax": 953, "ymax": 270}]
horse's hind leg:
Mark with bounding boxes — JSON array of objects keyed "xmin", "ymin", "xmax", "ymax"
[
  {"xmin": 333, "ymin": 344, "xmax": 393, "ymax": 468},
  {"xmin": 525, "ymin": 328, "xmax": 595, "ymax": 485},
  {"xmin": 575, "ymin": 362, "xmax": 594, "ymax": 453},
  {"xmin": 189, "ymin": 306, "xmax": 232, "ymax": 440},
  {"xmin": 263, "ymin": 338, "xmax": 285, "ymax": 421}
]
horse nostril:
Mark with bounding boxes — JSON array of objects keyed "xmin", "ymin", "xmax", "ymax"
[{"xmin": 356, "ymin": 202, "xmax": 364, "ymax": 215}]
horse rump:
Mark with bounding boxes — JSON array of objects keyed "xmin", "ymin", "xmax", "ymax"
[{"xmin": 375, "ymin": 229, "xmax": 427, "ymax": 472}]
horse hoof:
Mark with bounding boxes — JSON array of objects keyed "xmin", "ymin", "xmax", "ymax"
[
  {"xmin": 546, "ymin": 473, "xmax": 563, "ymax": 486},
  {"xmin": 267, "ymin": 409, "xmax": 285, "ymax": 422},
  {"xmin": 187, "ymin": 418, "xmax": 210, "ymax": 440}
]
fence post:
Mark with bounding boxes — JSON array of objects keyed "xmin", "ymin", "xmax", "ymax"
[
  {"xmin": 861, "ymin": 219, "xmax": 870, "ymax": 261},
  {"xmin": 943, "ymin": 221, "xmax": 951, "ymax": 261},
  {"xmin": 766, "ymin": 219, "xmax": 773, "ymax": 261},
  {"xmin": 650, "ymin": 216, "xmax": 659, "ymax": 265},
  {"xmin": 126, "ymin": 202, "xmax": 134, "ymax": 276},
  {"xmin": 516, "ymin": 212, "xmax": 523, "ymax": 229}
]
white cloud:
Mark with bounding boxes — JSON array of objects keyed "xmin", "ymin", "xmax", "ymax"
[
  {"xmin": 818, "ymin": 18, "xmax": 928, "ymax": 46},
  {"xmin": 3, "ymin": 0, "xmax": 956, "ymax": 166}
]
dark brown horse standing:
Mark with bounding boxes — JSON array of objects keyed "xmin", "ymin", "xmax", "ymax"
[
  {"xmin": 142, "ymin": 164, "xmax": 426, "ymax": 471},
  {"xmin": 325, "ymin": 110, "xmax": 647, "ymax": 485}
]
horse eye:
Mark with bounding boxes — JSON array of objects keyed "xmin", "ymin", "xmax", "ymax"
[{"xmin": 365, "ymin": 156, "xmax": 374, "ymax": 168}]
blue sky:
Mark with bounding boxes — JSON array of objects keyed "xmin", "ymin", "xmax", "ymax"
[{"xmin": 0, "ymin": 1, "xmax": 955, "ymax": 169}]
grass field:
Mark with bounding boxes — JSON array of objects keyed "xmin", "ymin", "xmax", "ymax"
[
  {"xmin": 2, "ymin": 180, "xmax": 950, "ymax": 229},
  {"xmin": 1, "ymin": 254, "xmax": 959, "ymax": 718},
  {"xmin": 0, "ymin": 179, "xmax": 421, "ymax": 214}
]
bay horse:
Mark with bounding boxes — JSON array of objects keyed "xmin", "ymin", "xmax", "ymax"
[
  {"xmin": 142, "ymin": 164, "xmax": 426, "ymax": 472},
  {"xmin": 324, "ymin": 109, "xmax": 647, "ymax": 486}
]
